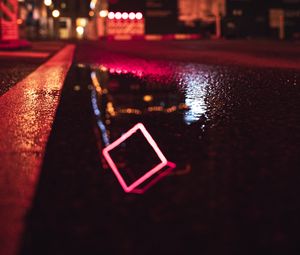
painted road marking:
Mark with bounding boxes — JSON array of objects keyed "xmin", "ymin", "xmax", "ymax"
[
  {"xmin": 0, "ymin": 44, "xmax": 75, "ymax": 255},
  {"xmin": 0, "ymin": 51, "xmax": 50, "ymax": 58}
]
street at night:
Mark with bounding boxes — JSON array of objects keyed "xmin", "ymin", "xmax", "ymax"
[
  {"xmin": 1, "ymin": 39, "xmax": 299, "ymax": 255},
  {"xmin": 1, "ymin": 0, "xmax": 300, "ymax": 255}
]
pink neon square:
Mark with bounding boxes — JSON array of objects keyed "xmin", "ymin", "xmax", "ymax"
[{"xmin": 102, "ymin": 123, "xmax": 175, "ymax": 193}]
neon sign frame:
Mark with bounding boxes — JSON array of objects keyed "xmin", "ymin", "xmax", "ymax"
[{"xmin": 102, "ymin": 123, "xmax": 175, "ymax": 193}]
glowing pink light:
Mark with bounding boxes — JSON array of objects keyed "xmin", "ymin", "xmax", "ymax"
[
  {"xmin": 108, "ymin": 12, "xmax": 114, "ymax": 19},
  {"xmin": 137, "ymin": 70, "xmax": 143, "ymax": 77},
  {"xmin": 136, "ymin": 12, "xmax": 143, "ymax": 20},
  {"xmin": 98, "ymin": 60, "xmax": 174, "ymax": 79},
  {"xmin": 115, "ymin": 12, "xmax": 122, "ymax": 19},
  {"xmin": 129, "ymin": 12, "xmax": 135, "ymax": 20},
  {"xmin": 122, "ymin": 12, "xmax": 129, "ymax": 20},
  {"xmin": 132, "ymin": 162, "xmax": 176, "ymax": 194},
  {"xmin": 102, "ymin": 123, "xmax": 176, "ymax": 193}
]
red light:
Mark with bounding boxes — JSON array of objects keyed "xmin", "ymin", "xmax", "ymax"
[
  {"xmin": 136, "ymin": 12, "xmax": 143, "ymax": 20},
  {"xmin": 115, "ymin": 12, "xmax": 121, "ymax": 19},
  {"xmin": 17, "ymin": 19, "xmax": 23, "ymax": 25},
  {"xmin": 122, "ymin": 12, "xmax": 128, "ymax": 19},
  {"xmin": 129, "ymin": 12, "xmax": 135, "ymax": 20},
  {"xmin": 108, "ymin": 12, "xmax": 114, "ymax": 19}
]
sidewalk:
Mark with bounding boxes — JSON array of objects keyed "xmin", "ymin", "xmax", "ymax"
[
  {"xmin": 0, "ymin": 42, "xmax": 66, "ymax": 96},
  {"xmin": 0, "ymin": 43, "xmax": 75, "ymax": 255}
]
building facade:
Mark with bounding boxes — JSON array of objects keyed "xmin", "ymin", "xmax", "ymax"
[
  {"xmin": 224, "ymin": 0, "xmax": 300, "ymax": 38},
  {"xmin": 8, "ymin": 0, "xmax": 300, "ymax": 40}
]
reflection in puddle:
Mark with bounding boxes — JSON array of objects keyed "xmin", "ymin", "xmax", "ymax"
[
  {"xmin": 91, "ymin": 63, "xmax": 210, "ymax": 193},
  {"xmin": 94, "ymin": 63, "xmax": 209, "ymax": 124},
  {"xmin": 181, "ymin": 72, "xmax": 208, "ymax": 125},
  {"xmin": 102, "ymin": 122, "xmax": 176, "ymax": 194},
  {"xmin": 91, "ymin": 88, "xmax": 109, "ymax": 146}
]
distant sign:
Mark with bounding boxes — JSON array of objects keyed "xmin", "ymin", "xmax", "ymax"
[
  {"xmin": 107, "ymin": 19, "xmax": 145, "ymax": 39},
  {"xmin": 145, "ymin": 0, "xmax": 178, "ymax": 34},
  {"xmin": 0, "ymin": 0, "xmax": 19, "ymax": 40}
]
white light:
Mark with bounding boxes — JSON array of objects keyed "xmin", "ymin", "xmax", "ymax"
[
  {"xmin": 90, "ymin": 0, "xmax": 96, "ymax": 10},
  {"xmin": 136, "ymin": 12, "xmax": 143, "ymax": 20},
  {"xmin": 115, "ymin": 12, "xmax": 122, "ymax": 19},
  {"xmin": 76, "ymin": 26, "xmax": 84, "ymax": 35},
  {"xmin": 44, "ymin": 0, "xmax": 52, "ymax": 6},
  {"xmin": 76, "ymin": 18, "xmax": 87, "ymax": 27},
  {"xmin": 129, "ymin": 12, "xmax": 135, "ymax": 20},
  {"xmin": 52, "ymin": 9, "xmax": 60, "ymax": 18},
  {"xmin": 183, "ymin": 73, "xmax": 208, "ymax": 125},
  {"xmin": 122, "ymin": 12, "xmax": 129, "ymax": 19},
  {"xmin": 108, "ymin": 12, "xmax": 115, "ymax": 19},
  {"xmin": 33, "ymin": 9, "xmax": 40, "ymax": 19},
  {"xmin": 99, "ymin": 10, "xmax": 108, "ymax": 18}
]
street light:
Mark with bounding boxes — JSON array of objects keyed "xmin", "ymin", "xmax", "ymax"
[{"xmin": 52, "ymin": 9, "xmax": 60, "ymax": 18}]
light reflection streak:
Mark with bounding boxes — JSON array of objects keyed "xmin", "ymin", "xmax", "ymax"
[
  {"xmin": 91, "ymin": 71, "xmax": 103, "ymax": 94},
  {"xmin": 91, "ymin": 88, "xmax": 110, "ymax": 146},
  {"xmin": 94, "ymin": 63, "xmax": 209, "ymax": 125},
  {"xmin": 181, "ymin": 71, "xmax": 208, "ymax": 125}
]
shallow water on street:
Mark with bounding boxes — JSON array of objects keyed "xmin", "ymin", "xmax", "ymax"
[{"xmin": 90, "ymin": 58, "xmax": 300, "ymax": 252}]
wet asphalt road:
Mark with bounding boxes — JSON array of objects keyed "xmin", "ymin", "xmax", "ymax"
[{"xmin": 8, "ymin": 40, "xmax": 300, "ymax": 254}]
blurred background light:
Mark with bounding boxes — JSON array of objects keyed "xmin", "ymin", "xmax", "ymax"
[
  {"xmin": 136, "ymin": 12, "xmax": 143, "ymax": 20},
  {"xmin": 129, "ymin": 12, "xmax": 135, "ymax": 20},
  {"xmin": 76, "ymin": 26, "xmax": 84, "ymax": 35},
  {"xmin": 122, "ymin": 12, "xmax": 129, "ymax": 20},
  {"xmin": 108, "ymin": 12, "xmax": 115, "ymax": 19},
  {"xmin": 115, "ymin": 12, "xmax": 122, "ymax": 20},
  {"xmin": 44, "ymin": 0, "xmax": 52, "ymax": 6},
  {"xmin": 90, "ymin": 0, "xmax": 97, "ymax": 10},
  {"xmin": 99, "ymin": 10, "xmax": 109, "ymax": 18},
  {"xmin": 52, "ymin": 10, "xmax": 60, "ymax": 18}
]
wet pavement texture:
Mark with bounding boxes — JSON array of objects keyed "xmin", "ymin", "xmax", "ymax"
[
  {"xmin": 0, "ymin": 42, "xmax": 65, "ymax": 96},
  {"xmin": 77, "ymin": 40, "xmax": 300, "ymax": 69},
  {"xmin": 19, "ymin": 41, "xmax": 300, "ymax": 255},
  {"xmin": 0, "ymin": 60, "xmax": 43, "ymax": 96},
  {"xmin": 0, "ymin": 44, "xmax": 74, "ymax": 255}
]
